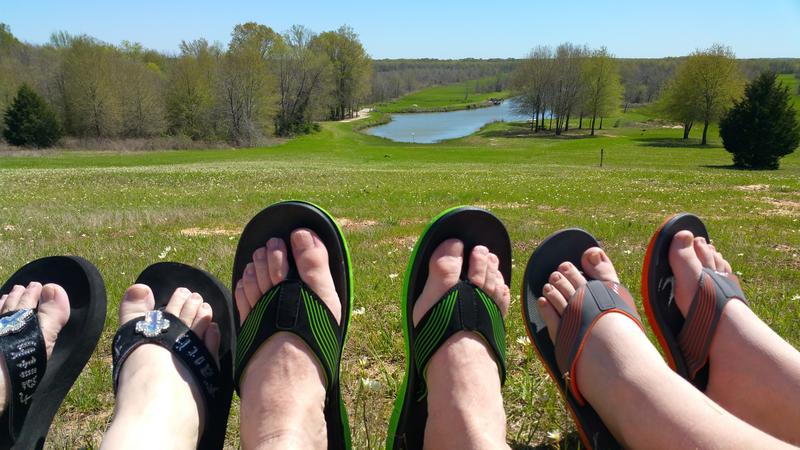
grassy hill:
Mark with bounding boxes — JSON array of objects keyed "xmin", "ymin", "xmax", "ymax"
[
  {"xmin": 374, "ymin": 78, "xmax": 509, "ymax": 113},
  {"xmin": 1, "ymin": 108, "xmax": 799, "ymax": 448}
]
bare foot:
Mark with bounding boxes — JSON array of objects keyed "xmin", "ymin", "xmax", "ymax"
[
  {"xmin": 235, "ymin": 229, "xmax": 340, "ymax": 449},
  {"xmin": 416, "ymin": 239, "xmax": 511, "ymax": 450},
  {"xmin": 669, "ymin": 231, "xmax": 800, "ymax": 444},
  {"xmin": 101, "ymin": 285, "xmax": 220, "ymax": 450},
  {"xmin": 535, "ymin": 247, "xmax": 793, "ymax": 449},
  {"xmin": 0, "ymin": 282, "xmax": 70, "ymax": 415}
]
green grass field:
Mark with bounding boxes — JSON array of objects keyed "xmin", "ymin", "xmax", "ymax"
[
  {"xmin": 778, "ymin": 74, "xmax": 800, "ymax": 113},
  {"xmin": 1, "ymin": 99, "xmax": 800, "ymax": 448},
  {"xmin": 374, "ymin": 79, "xmax": 509, "ymax": 113}
]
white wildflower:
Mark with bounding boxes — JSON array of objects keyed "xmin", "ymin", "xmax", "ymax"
[
  {"xmin": 389, "ymin": 273, "xmax": 399, "ymax": 280},
  {"xmin": 3, "ymin": 225, "xmax": 14, "ymax": 231},
  {"xmin": 158, "ymin": 246, "xmax": 172, "ymax": 259},
  {"xmin": 360, "ymin": 377, "xmax": 381, "ymax": 391},
  {"xmin": 353, "ymin": 307, "xmax": 366, "ymax": 316},
  {"xmin": 516, "ymin": 336, "xmax": 528, "ymax": 345},
  {"xmin": 547, "ymin": 430, "xmax": 561, "ymax": 441}
]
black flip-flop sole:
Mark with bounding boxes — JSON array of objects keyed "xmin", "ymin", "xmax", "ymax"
[
  {"xmin": 642, "ymin": 213, "xmax": 709, "ymax": 384},
  {"xmin": 0, "ymin": 256, "xmax": 106, "ymax": 450},
  {"xmin": 232, "ymin": 200, "xmax": 352, "ymax": 449},
  {"xmin": 136, "ymin": 262, "xmax": 235, "ymax": 450},
  {"xmin": 387, "ymin": 206, "xmax": 511, "ymax": 450},
  {"xmin": 521, "ymin": 229, "xmax": 619, "ymax": 450}
]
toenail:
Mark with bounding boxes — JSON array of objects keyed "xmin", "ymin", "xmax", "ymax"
[
  {"xmin": 588, "ymin": 250, "xmax": 602, "ymax": 265},
  {"xmin": 254, "ymin": 248, "xmax": 267, "ymax": 260},
  {"xmin": 245, "ymin": 265, "xmax": 255, "ymax": 275},
  {"xmin": 291, "ymin": 230, "xmax": 314, "ymax": 249},
  {"xmin": 544, "ymin": 284, "xmax": 552, "ymax": 292},
  {"xmin": 42, "ymin": 285, "xmax": 56, "ymax": 301},
  {"xmin": 267, "ymin": 238, "xmax": 279, "ymax": 250},
  {"xmin": 177, "ymin": 287, "xmax": 190, "ymax": 294},
  {"xmin": 27, "ymin": 281, "xmax": 40, "ymax": 288},
  {"xmin": 559, "ymin": 262, "xmax": 571, "ymax": 272},
  {"xmin": 551, "ymin": 272, "xmax": 561, "ymax": 281}
]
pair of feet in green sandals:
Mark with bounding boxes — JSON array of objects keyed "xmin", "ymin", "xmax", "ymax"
[{"xmin": 1, "ymin": 204, "xmax": 799, "ymax": 449}]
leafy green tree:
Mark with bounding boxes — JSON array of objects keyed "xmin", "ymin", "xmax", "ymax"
[
  {"xmin": 119, "ymin": 44, "xmax": 167, "ymax": 137},
  {"xmin": 510, "ymin": 46, "xmax": 554, "ymax": 132},
  {"xmin": 54, "ymin": 35, "xmax": 124, "ymax": 137},
  {"xmin": 0, "ymin": 24, "xmax": 23, "ymax": 130},
  {"xmin": 3, "ymin": 84, "xmax": 62, "ymax": 147},
  {"xmin": 273, "ymin": 25, "xmax": 329, "ymax": 136},
  {"xmin": 659, "ymin": 70, "xmax": 700, "ymax": 139},
  {"xmin": 582, "ymin": 47, "xmax": 622, "ymax": 135},
  {"xmin": 661, "ymin": 44, "xmax": 743, "ymax": 144},
  {"xmin": 316, "ymin": 25, "xmax": 371, "ymax": 121},
  {"xmin": 165, "ymin": 39, "xmax": 221, "ymax": 139},
  {"xmin": 719, "ymin": 72, "xmax": 800, "ymax": 169},
  {"xmin": 221, "ymin": 22, "xmax": 280, "ymax": 144}
]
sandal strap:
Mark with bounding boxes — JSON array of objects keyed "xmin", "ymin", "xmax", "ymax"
[
  {"xmin": 112, "ymin": 310, "xmax": 221, "ymax": 410},
  {"xmin": 0, "ymin": 309, "xmax": 47, "ymax": 444},
  {"xmin": 678, "ymin": 268, "xmax": 747, "ymax": 381},
  {"xmin": 234, "ymin": 280, "xmax": 342, "ymax": 393},
  {"xmin": 413, "ymin": 281, "xmax": 507, "ymax": 399},
  {"xmin": 555, "ymin": 280, "xmax": 642, "ymax": 404}
]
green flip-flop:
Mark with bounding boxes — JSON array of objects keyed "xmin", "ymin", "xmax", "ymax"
[
  {"xmin": 386, "ymin": 206, "xmax": 511, "ymax": 450},
  {"xmin": 232, "ymin": 201, "xmax": 353, "ymax": 450}
]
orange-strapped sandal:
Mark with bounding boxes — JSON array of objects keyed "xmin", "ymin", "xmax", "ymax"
[
  {"xmin": 642, "ymin": 213, "xmax": 748, "ymax": 390},
  {"xmin": 522, "ymin": 229, "xmax": 643, "ymax": 450}
]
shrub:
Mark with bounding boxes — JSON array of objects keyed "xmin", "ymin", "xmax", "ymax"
[
  {"xmin": 2, "ymin": 84, "xmax": 63, "ymax": 147},
  {"xmin": 719, "ymin": 72, "xmax": 800, "ymax": 169}
]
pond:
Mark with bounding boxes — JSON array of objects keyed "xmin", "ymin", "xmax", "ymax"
[{"xmin": 365, "ymin": 101, "xmax": 531, "ymax": 143}]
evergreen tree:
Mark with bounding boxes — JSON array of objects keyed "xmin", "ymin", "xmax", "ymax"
[
  {"xmin": 3, "ymin": 84, "xmax": 63, "ymax": 147},
  {"xmin": 719, "ymin": 72, "xmax": 800, "ymax": 169}
]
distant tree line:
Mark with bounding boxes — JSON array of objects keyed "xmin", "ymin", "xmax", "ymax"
[
  {"xmin": 369, "ymin": 59, "xmax": 516, "ymax": 102},
  {"xmin": 0, "ymin": 22, "xmax": 371, "ymax": 146}
]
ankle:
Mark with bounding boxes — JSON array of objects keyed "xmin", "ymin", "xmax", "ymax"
[
  {"xmin": 575, "ymin": 314, "xmax": 672, "ymax": 403},
  {"xmin": 239, "ymin": 333, "xmax": 328, "ymax": 448},
  {"xmin": 244, "ymin": 428, "xmax": 326, "ymax": 450},
  {"xmin": 425, "ymin": 333, "xmax": 506, "ymax": 444},
  {"xmin": 427, "ymin": 332, "xmax": 501, "ymax": 381},
  {"xmin": 114, "ymin": 347, "xmax": 204, "ymax": 432}
]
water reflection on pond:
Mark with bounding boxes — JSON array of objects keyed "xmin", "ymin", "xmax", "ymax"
[{"xmin": 365, "ymin": 101, "xmax": 530, "ymax": 143}]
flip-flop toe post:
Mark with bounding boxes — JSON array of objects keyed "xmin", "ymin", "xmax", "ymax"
[
  {"xmin": 642, "ymin": 213, "xmax": 748, "ymax": 389},
  {"xmin": 521, "ymin": 229, "xmax": 642, "ymax": 450},
  {"xmin": 387, "ymin": 206, "xmax": 511, "ymax": 450},
  {"xmin": 232, "ymin": 201, "xmax": 352, "ymax": 450},
  {"xmin": 111, "ymin": 262, "xmax": 235, "ymax": 450},
  {"xmin": 0, "ymin": 256, "xmax": 107, "ymax": 450}
]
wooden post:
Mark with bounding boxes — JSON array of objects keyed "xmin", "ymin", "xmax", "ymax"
[{"xmin": 600, "ymin": 148, "xmax": 604, "ymax": 167}]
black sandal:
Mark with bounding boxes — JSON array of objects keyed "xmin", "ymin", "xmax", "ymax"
[
  {"xmin": 386, "ymin": 206, "xmax": 511, "ymax": 450},
  {"xmin": 232, "ymin": 201, "xmax": 353, "ymax": 450},
  {"xmin": 111, "ymin": 262, "xmax": 235, "ymax": 450},
  {"xmin": 0, "ymin": 256, "xmax": 107, "ymax": 449}
]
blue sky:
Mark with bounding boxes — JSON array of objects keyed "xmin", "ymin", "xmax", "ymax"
[{"xmin": 2, "ymin": 0, "xmax": 799, "ymax": 58}]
